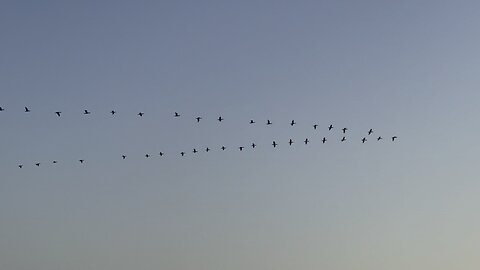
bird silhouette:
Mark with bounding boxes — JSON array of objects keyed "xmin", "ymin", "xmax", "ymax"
[
  {"xmin": 122, "ymin": 155, "xmax": 126, "ymax": 159},
  {"xmin": 362, "ymin": 137, "xmax": 367, "ymax": 143},
  {"xmin": 79, "ymin": 159, "xmax": 85, "ymax": 163},
  {"xmin": 193, "ymin": 148, "xmax": 198, "ymax": 153},
  {"xmin": 55, "ymin": 111, "xmax": 61, "ymax": 117},
  {"xmin": 84, "ymin": 109, "xmax": 91, "ymax": 115},
  {"xmin": 290, "ymin": 120, "xmax": 296, "ymax": 126},
  {"xmin": 368, "ymin": 129, "xmax": 373, "ymax": 135},
  {"xmin": 145, "ymin": 154, "xmax": 150, "ymax": 158},
  {"xmin": 110, "ymin": 110, "xmax": 116, "ymax": 115},
  {"xmin": 251, "ymin": 143, "xmax": 256, "ymax": 148},
  {"xmin": 205, "ymin": 147, "xmax": 210, "ymax": 152},
  {"xmin": 35, "ymin": 163, "xmax": 40, "ymax": 167},
  {"xmin": 196, "ymin": 117, "xmax": 202, "ymax": 122},
  {"xmin": 18, "ymin": 164, "xmax": 23, "ymax": 168},
  {"xmin": 180, "ymin": 152, "xmax": 186, "ymax": 156},
  {"xmin": 53, "ymin": 160, "xmax": 58, "ymax": 164},
  {"xmin": 25, "ymin": 107, "xmax": 30, "ymax": 113},
  {"xmin": 377, "ymin": 136, "xmax": 383, "ymax": 141},
  {"xmin": 392, "ymin": 136, "xmax": 398, "ymax": 141},
  {"xmin": 313, "ymin": 124, "xmax": 318, "ymax": 130},
  {"xmin": 250, "ymin": 119, "xmax": 255, "ymax": 124},
  {"xmin": 239, "ymin": 146, "xmax": 244, "ymax": 151},
  {"xmin": 266, "ymin": 120, "xmax": 272, "ymax": 125},
  {"xmin": 304, "ymin": 138, "xmax": 309, "ymax": 144},
  {"xmin": 221, "ymin": 146, "xmax": 226, "ymax": 151},
  {"xmin": 322, "ymin": 137, "xmax": 327, "ymax": 143},
  {"xmin": 342, "ymin": 128, "xmax": 348, "ymax": 133},
  {"xmin": 138, "ymin": 112, "xmax": 144, "ymax": 117},
  {"xmin": 159, "ymin": 152, "xmax": 164, "ymax": 156},
  {"xmin": 288, "ymin": 139, "xmax": 293, "ymax": 145},
  {"xmin": 272, "ymin": 141, "xmax": 277, "ymax": 147},
  {"xmin": 341, "ymin": 136, "xmax": 346, "ymax": 142},
  {"xmin": 217, "ymin": 116, "xmax": 224, "ymax": 122},
  {"xmin": 0, "ymin": 106, "xmax": 4, "ymax": 111},
  {"xmin": 328, "ymin": 124, "xmax": 333, "ymax": 130},
  {"xmin": 174, "ymin": 112, "xmax": 180, "ymax": 117}
]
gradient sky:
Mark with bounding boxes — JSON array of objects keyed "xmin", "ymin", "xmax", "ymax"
[{"xmin": 1, "ymin": 1, "xmax": 480, "ymax": 269}]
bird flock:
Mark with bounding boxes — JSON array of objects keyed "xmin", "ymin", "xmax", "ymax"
[{"xmin": 1, "ymin": 106, "xmax": 398, "ymax": 169}]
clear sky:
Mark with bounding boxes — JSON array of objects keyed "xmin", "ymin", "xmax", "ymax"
[{"xmin": 1, "ymin": 1, "xmax": 480, "ymax": 269}]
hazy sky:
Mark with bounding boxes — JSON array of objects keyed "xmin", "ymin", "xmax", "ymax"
[{"xmin": 1, "ymin": 1, "xmax": 480, "ymax": 269}]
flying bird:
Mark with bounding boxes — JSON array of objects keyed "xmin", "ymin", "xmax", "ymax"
[
  {"xmin": 174, "ymin": 112, "xmax": 180, "ymax": 117},
  {"xmin": 25, "ymin": 107, "xmax": 30, "ymax": 112},
  {"xmin": 342, "ymin": 128, "xmax": 348, "ymax": 133},
  {"xmin": 239, "ymin": 146, "xmax": 244, "ymax": 151},
  {"xmin": 205, "ymin": 147, "xmax": 210, "ymax": 152},
  {"xmin": 53, "ymin": 160, "xmax": 58, "ymax": 164},
  {"xmin": 138, "ymin": 112, "xmax": 144, "ymax": 117},
  {"xmin": 392, "ymin": 136, "xmax": 398, "ymax": 142},
  {"xmin": 180, "ymin": 152, "xmax": 186, "ymax": 156},
  {"xmin": 266, "ymin": 120, "xmax": 272, "ymax": 125},
  {"xmin": 249, "ymin": 120, "xmax": 255, "ymax": 124},
  {"xmin": 0, "ymin": 106, "xmax": 4, "ymax": 111},
  {"xmin": 313, "ymin": 124, "xmax": 318, "ymax": 130},
  {"xmin": 251, "ymin": 143, "xmax": 256, "ymax": 148},
  {"xmin": 272, "ymin": 141, "xmax": 277, "ymax": 148},
  {"xmin": 304, "ymin": 138, "xmax": 309, "ymax": 144},
  {"xmin": 362, "ymin": 137, "xmax": 367, "ymax": 143},
  {"xmin": 328, "ymin": 124, "xmax": 333, "ymax": 131},
  {"xmin": 55, "ymin": 111, "xmax": 62, "ymax": 117},
  {"xmin": 290, "ymin": 120, "xmax": 296, "ymax": 126},
  {"xmin": 341, "ymin": 136, "xmax": 346, "ymax": 142},
  {"xmin": 84, "ymin": 109, "xmax": 91, "ymax": 115},
  {"xmin": 110, "ymin": 110, "xmax": 116, "ymax": 115},
  {"xmin": 35, "ymin": 163, "xmax": 40, "ymax": 167},
  {"xmin": 377, "ymin": 136, "xmax": 383, "ymax": 141},
  {"xmin": 159, "ymin": 152, "xmax": 164, "ymax": 156},
  {"xmin": 196, "ymin": 117, "xmax": 202, "ymax": 122},
  {"xmin": 221, "ymin": 146, "xmax": 226, "ymax": 151},
  {"xmin": 193, "ymin": 148, "xmax": 198, "ymax": 153},
  {"xmin": 145, "ymin": 154, "xmax": 150, "ymax": 158},
  {"xmin": 18, "ymin": 164, "xmax": 23, "ymax": 168},
  {"xmin": 217, "ymin": 116, "xmax": 224, "ymax": 122},
  {"xmin": 368, "ymin": 129, "xmax": 373, "ymax": 135},
  {"xmin": 79, "ymin": 159, "xmax": 85, "ymax": 163},
  {"xmin": 288, "ymin": 139, "xmax": 293, "ymax": 146},
  {"xmin": 122, "ymin": 155, "xmax": 126, "ymax": 159},
  {"xmin": 322, "ymin": 137, "xmax": 327, "ymax": 144}
]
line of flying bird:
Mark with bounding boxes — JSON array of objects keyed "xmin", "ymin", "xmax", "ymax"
[{"xmin": 15, "ymin": 133, "xmax": 398, "ymax": 169}]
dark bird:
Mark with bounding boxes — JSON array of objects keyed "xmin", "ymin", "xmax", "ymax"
[
  {"xmin": 193, "ymin": 148, "xmax": 198, "ymax": 153},
  {"xmin": 84, "ymin": 109, "xmax": 91, "ymax": 115},
  {"xmin": 272, "ymin": 141, "xmax": 277, "ymax": 148},
  {"xmin": 342, "ymin": 128, "xmax": 348, "ymax": 133},
  {"xmin": 35, "ymin": 163, "xmax": 40, "ymax": 167},
  {"xmin": 239, "ymin": 146, "xmax": 244, "ymax": 151},
  {"xmin": 111, "ymin": 110, "xmax": 116, "ymax": 115},
  {"xmin": 362, "ymin": 137, "xmax": 367, "ymax": 143},
  {"xmin": 392, "ymin": 136, "xmax": 398, "ymax": 142},
  {"xmin": 174, "ymin": 112, "xmax": 180, "ymax": 117},
  {"xmin": 18, "ymin": 164, "xmax": 23, "ymax": 168},
  {"xmin": 79, "ymin": 159, "xmax": 85, "ymax": 163},
  {"xmin": 122, "ymin": 155, "xmax": 126, "ymax": 159},
  {"xmin": 322, "ymin": 137, "xmax": 327, "ymax": 144},
  {"xmin": 377, "ymin": 136, "xmax": 383, "ymax": 141},
  {"xmin": 138, "ymin": 112, "xmax": 144, "ymax": 117},
  {"xmin": 205, "ymin": 147, "xmax": 210, "ymax": 152},
  {"xmin": 288, "ymin": 139, "xmax": 293, "ymax": 146},
  {"xmin": 55, "ymin": 111, "xmax": 61, "ymax": 117},
  {"xmin": 328, "ymin": 124, "xmax": 333, "ymax": 131},
  {"xmin": 290, "ymin": 120, "xmax": 296, "ymax": 126},
  {"xmin": 341, "ymin": 136, "xmax": 346, "ymax": 142},
  {"xmin": 304, "ymin": 138, "xmax": 309, "ymax": 145},
  {"xmin": 251, "ymin": 143, "xmax": 256, "ymax": 148},
  {"xmin": 266, "ymin": 120, "xmax": 272, "ymax": 125},
  {"xmin": 368, "ymin": 129, "xmax": 373, "ymax": 135},
  {"xmin": 53, "ymin": 160, "xmax": 58, "ymax": 164},
  {"xmin": 313, "ymin": 124, "xmax": 318, "ymax": 130},
  {"xmin": 250, "ymin": 119, "xmax": 255, "ymax": 124},
  {"xmin": 25, "ymin": 107, "xmax": 30, "ymax": 113},
  {"xmin": 180, "ymin": 152, "xmax": 186, "ymax": 156},
  {"xmin": 145, "ymin": 154, "xmax": 150, "ymax": 158},
  {"xmin": 217, "ymin": 116, "xmax": 224, "ymax": 122},
  {"xmin": 159, "ymin": 152, "xmax": 164, "ymax": 156},
  {"xmin": 221, "ymin": 146, "xmax": 226, "ymax": 151},
  {"xmin": 196, "ymin": 116, "xmax": 202, "ymax": 122},
  {"xmin": 0, "ymin": 106, "xmax": 4, "ymax": 111}
]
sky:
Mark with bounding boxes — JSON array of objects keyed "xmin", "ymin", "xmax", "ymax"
[{"xmin": 1, "ymin": 0, "xmax": 480, "ymax": 269}]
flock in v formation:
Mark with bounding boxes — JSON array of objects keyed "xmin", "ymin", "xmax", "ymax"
[{"xmin": 1, "ymin": 106, "xmax": 398, "ymax": 169}]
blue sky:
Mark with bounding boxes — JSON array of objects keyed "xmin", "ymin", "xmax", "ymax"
[{"xmin": 1, "ymin": 1, "xmax": 480, "ymax": 269}]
